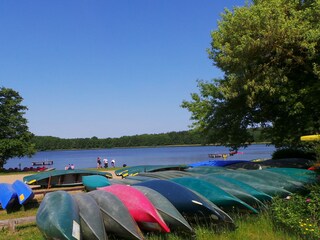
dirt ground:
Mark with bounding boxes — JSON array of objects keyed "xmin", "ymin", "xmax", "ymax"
[{"xmin": 0, "ymin": 170, "xmax": 120, "ymax": 184}]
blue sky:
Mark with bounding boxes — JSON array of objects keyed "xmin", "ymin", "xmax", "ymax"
[{"xmin": 0, "ymin": 0, "xmax": 245, "ymax": 138}]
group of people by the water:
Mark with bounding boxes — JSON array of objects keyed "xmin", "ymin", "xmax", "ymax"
[
  {"xmin": 65, "ymin": 163, "xmax": 75, "ymax": 170},
  {"xmin": 97, "ymin": 157, "xmax": 115, "ymax": 168}
]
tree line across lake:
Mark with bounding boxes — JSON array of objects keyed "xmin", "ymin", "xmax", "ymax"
[{"xmin": 32, "ymin": 129, "xmax": 268, "ymax": 151}]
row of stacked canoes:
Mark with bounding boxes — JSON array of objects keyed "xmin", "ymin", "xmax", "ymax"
[
  {"xmin": 0, "ymin": 180, "xmax": 34, "ymax": 211},
  {"xmin": 36, "ymin": 165, "xmax": 319, "ymax": 239}
]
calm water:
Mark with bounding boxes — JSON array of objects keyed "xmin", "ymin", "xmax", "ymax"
[{"xmin": 5, "ymin": 144, "xmax": 275, "ymax": 170}]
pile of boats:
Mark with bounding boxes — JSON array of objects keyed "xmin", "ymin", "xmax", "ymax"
[
  {"xmin": 0, "ymin": 180, "xmax": 34, "ymax": 212},
  {"xmin": 34, "ymin": 162, "xmax": 318, "ymax": 240}
]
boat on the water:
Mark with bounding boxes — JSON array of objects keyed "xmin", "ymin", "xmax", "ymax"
[
  {"xmin": 36, "ymin": 191, "xmax": 81, "ymax": 240},
  {"xmin": 0, "ymin": 183, "xmax": 18, "ymax": 210},
  {"xmin": 99, "ymin": 184, "xmax": 170, "ymax": 233},
  {"xmin": 23, "ymin": 169, "xmax": 113, "ymax": 188},
  {"xmin": 32, "ymin": 160, "xmax": 54, "ymax": 166},
  {"xmin": 12, "ymin": 180, "xmax": 34, "ymax": 205}
]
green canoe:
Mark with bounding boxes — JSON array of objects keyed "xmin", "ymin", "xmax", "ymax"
[
  {"xmin": 36, "ymin": 191, "xmax": 81, "ymax": 240},
  {"xmin": 212, "ymin": 175, "xmax": 273, "ymax": 202},
  {"xmin": 115, "ymin": 165, "xmax": 188, "ymax": 177},
  {"xmin": 265, "ymin": 168, "xmax": 318, "ymax": 184},
  {"xmin": 73, "ymin": 193, "xmax": 107, "ymax": 240},
  {"xmin": 23, "ymin": 169, "xmax": 112, "ymax": 187},
  {"xmin": 212, "ymin": 172, "xmax": 292, "ymax": 197},
  {"xmin": 198, "ymin": 175, "xmax": 267, "ymax": 210},
  {"xmin": 170, "ymin": 177, "xmax": 259, "ymax": 214}
]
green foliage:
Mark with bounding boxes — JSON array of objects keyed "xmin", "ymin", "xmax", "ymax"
[
  {"xmin": 31, "ymin": 131, "xmax": 205, "ymax": 151},
  {"xmin": 271, "ymin": 184, "xmax": 320, "ymax": 240},
  {"xmin": 0, "ymin": 87, "xmax": 36, "ymax": 168},
  {"xmin": 182, "ymin": 0, "xmax": 320, "ymax": 150}
]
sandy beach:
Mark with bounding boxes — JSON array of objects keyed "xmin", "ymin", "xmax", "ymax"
[{"xmin": 0, "ymin": 169, "xmax": 120, "ymax": 184}]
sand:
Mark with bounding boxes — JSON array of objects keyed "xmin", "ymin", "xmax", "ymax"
[{"xmin": 0, "ymin": 170, "xmax": 120, "ymax": 184}]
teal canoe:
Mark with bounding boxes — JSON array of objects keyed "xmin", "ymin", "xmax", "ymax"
[
  {"xmin": 73, "ymin": 193, "xmax": 107, "ymax": 240},
  {"xmin": 265, "ymin": 168, "xmax": 319, "ymax": 184},
  {"xmin": 36, "ymin": 191, "xmax": 81, "ymax": 240},
  {"xmin": 88, "ymin": 190, "xmax": 144, "ymax": 240},
  {"xmin": 213, "ymin": 172, "xmax": 292, "ymax": 197},
  {"xmin": 170, "ymin": 177, "xmax": 258, "ymax": 214},
  {"xmin": 212, "ymin": 175, "xmax": 273, "ymax": 202},
  {"xmin": 82, "ymin": 175, "xmax": 111, "ymax": 191},
  {"xmin": 198, "ymin": 175, "xmax": 266, "ymax": 210},
  {"xmin": 235, "ymin": 170, "xmax": 307, "ymax": 193},
  {"xmin": 23, "ymin": 169, "xmax": 112, "ymax": 187},
  {"xmin": 115, "ymin": 165, "xmax": 188, "ymax": 177}
]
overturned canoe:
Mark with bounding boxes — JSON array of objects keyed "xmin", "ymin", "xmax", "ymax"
[
  {"xmin": 12, "ymin": 180, "xmax": 34, "ymax": 205},
  {"xmin": 170, "ymin": 177, "xmax": 258, "ymax": 214},
  {"xmin": 99, "ymin": 184, "xmax": 170, "ymax": 233},
  {"xmin": 0, "ymin": 183, "xmax": 18, "ymax": 210},
  {"xmin": 88, "ymin": 190, "xmax": 144, "ymax": 240},
  {"xmin": 115, "ymin": 165, "xmax": 188, "ymax": 177},
  {"xmin": 23, "ymin": 169, "xmax": 112, "ymax": 187},
  {"xmin": 133, "ymin": 179, "xmax": 234, "ymax": 225},
  {"xmin": 36, "ymin": 191, "xmax": 81, "ymax": 240},
  {"xmin": 212, "ymin": 172, "xmax": 292, "ymax": 197},
  {"xmin": 73, "ymin": 193, "xmax": 107, "ymax": 240},
  {"xmin": 133, "ymin": 185, "xmax": 193, "ymax": 233},
  {"xmin": 82, "ymin": 175, "xmax": 111, "ymax": 191}
]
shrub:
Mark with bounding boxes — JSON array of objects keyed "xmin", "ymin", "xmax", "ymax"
[
  {"xmin": 271, "ymin": 184, "xmax": 320, "ymax": 240},
  {"xmin": 272, "ymin": 148, "xmax": 316, "ymax": 160}
]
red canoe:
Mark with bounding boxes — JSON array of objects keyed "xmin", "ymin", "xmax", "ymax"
[{"xmin": 98, "ymin": 184, "xmax": 170, "ymax": 233}]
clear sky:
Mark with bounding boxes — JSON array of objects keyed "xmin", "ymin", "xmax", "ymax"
[{"xmin": 0, "ymin": 0, "xmax": 245, "ymax": 138}]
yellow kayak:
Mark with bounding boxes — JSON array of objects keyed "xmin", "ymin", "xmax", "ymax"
[{"xmin": 300, "ymin": 135, "xmax": 320, "ymax": 141}]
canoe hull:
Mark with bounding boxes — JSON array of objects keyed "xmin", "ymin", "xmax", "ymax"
[{"xmin": 36, "ymin": 191, "xmax": 81, "ymax": 240}]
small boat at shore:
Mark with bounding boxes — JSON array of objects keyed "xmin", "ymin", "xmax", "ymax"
[
  {"xmin": 82, "ymin": 175, "xmax": 111, "ymax": 191},
  {"xmin": 99, "ymin": 184, "xmax": 170, "ymax": 233},
  {"xmin": 36, "ymin": 191, "xmax": 81, "ymax": 240},
  {"xmin": 73, "ymin": 193, "xmax": 107, "ymax": 240},
  {"xmin": 23, "ymin": 169, "xmax": 113, "ymax": 187},
  {"xmin": 0, "ymin": 183, "xmax": 18, "ymax": 210},
  {"xmin": 32, "ymin": 160, "xmax": 54, "ymax": 166},
  {"xmin": 88, "ymin": 190, "xmax": 144, "ymax": 240},
  {"xmin": 12, "ymin": 180, "xmax": 34, "ymax": 205}
]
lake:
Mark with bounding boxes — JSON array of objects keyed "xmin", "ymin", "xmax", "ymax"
[{"xmin": 4, "ymin": 144, "xmax": 275, "ymax": 170}]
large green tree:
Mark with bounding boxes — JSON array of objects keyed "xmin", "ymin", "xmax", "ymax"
[
  {"xmin": 0, "ymin": 87, "xmax": 36, "ymax": 168},
  {"xmin": 182, "ymin": 0, "xmax": 320, "ymax": 149}
]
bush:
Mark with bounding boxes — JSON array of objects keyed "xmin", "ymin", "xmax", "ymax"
[
  {"xmin": 271, "ymin": 184, "xmax": 320, "ymax": 240},
  {"xmin": 272, "ymin": 148, "xmax": 316, "ymax": 160}
]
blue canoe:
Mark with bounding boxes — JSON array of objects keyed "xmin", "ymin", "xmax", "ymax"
[
  {"xmin": 0, "ymin": 183, "xmax": 18, "ymax": 210},
  {"xmin": 189, "ymin": 160, "xmax": 246, "ymax": 168},
  {"xmin": 12, "ymin": 180, "xmax": 34, "ymax": 205}
]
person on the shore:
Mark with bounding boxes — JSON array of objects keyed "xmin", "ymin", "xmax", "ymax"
[
  {"xmin": 103, "ymin": 158, "xmax": 108, "ymax": 168},
  {"xmin": 111, "ymin": 159, "xmax": 115, "ymax": 168},
  {"xmin": 97, "ymin": 157, "xmax": 102, "ymax": 168},
  {"xmin": 70, "ymin": 164, "xmax": 75, "ymax": 170}
]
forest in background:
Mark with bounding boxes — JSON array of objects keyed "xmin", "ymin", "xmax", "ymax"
[{"xmin": 32, "ymin": 129, "xmax": 268, "ymax": 151}]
